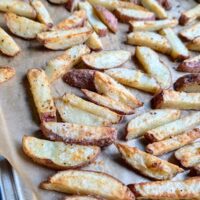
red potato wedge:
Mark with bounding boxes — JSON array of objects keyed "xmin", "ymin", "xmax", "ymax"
[
  {"xmin": 0, "ymin": 0, "xmax": 36, "ymax": 19},
  {"xmin": 66, "ymin": 0, "xmax": 79, "ymax": 12},
  {"xmin": 27, "ymin": 68, "xmax": 57, "ymax": 122},
  {"xmin": 116, "ymin": 143, "xmax": 183, "ymax": 180},
  {"xmin": 174, "ymin": 73, "xmax": 200, "ymax": 92},
  {"xmin": 64, "ymin": 197, "xmax": 103, "ymax": 200},
  {"xmin": 41, "ymin": 121, "xmax": 117, "ymax": 147},
  {"xmin": 37, "ymin": 26, "xmax": 93, "ymax": 50},
  {"xmin": 177, "ymin": 55, "xmax": 200, "ymax": 73},
  {"xmin": 22, "ymin": 136, "xmax": 100, "ymax": 170},
  {"xmin": 179, "ymin": 4, "xmax": 200, "ymax": 26},
  {"xmin": 146, "ymin": 128, "xmax": 200, "ymax": 156},
  {"xmin": 187, "ymin": 37, "xmax": 200, "ymax": 52},
  {"xmin": 5, "ymin": 13, "xmax": 48, "ymax": 39},
  {"xmin": 81, "ymin": 50, "xmax": 131, "ymax": 70},
  {"xmin": 63, "ymin": 69, "xmax": 96, "ymax": 91},
  {"xmin": 126, "ymin": 109, "xmax": 181, "ymax": 140},
  {"xmin": 114, "ymin": 8, "xmax": 155, "ymax": 23},
  {"xmin": 0, "ymin": 27, "xmax": 20, "ymax": 57},
  {"xmin": 40, "ymin": 170, "xmax": 135, "ymax": 200},
  {"xmin": 79, "ymin": 1, "xmax": 108, "ymax": 37},
  {"xmin": 0, "ymin": 67, "xmax": 15, "ymax": 84},
  {"xmin": 129, "ymin": 177, "xmax": 200, "ymax": 200},
  {"xmin": 82, "ymin": 89, "xmax": 134, "ymax": 115},
  {"xmin": 94, "ymin": 5, "xmax": 118, "ymax": 33},
  {"xmin": 45, "ymin": 45, "xmax": 90, "ymax": 83},
  {"xmin": 94, "ymin": 71, "xmax": 143, "ymax": 109}
]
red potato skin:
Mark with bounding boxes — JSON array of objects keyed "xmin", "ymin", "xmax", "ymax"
[
  {"xmin": 151, "ymin": 91, "xmax": 164, "ymax": 109},
  {"xmin": 157, "ymin": 0, "xmax": 172, "ymax": 10},
  {"xmin": 65, "ymin": 0, "xmax": 78, "ymax": 12},
  {"xmin": 40, "ymin": 112, "xmax": 57, "ymax": 122},
  {"xmin": 177, "ymin": 60, "xmax": 200, "ymax": 73},
  {"xmin": 179, "ymin": 14, "xmax": 190, "ymax": 26}
]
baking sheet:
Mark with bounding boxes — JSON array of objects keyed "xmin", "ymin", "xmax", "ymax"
[{"xmin": 0, "ymin": 0, "xmax": 199, "ymax": 199}]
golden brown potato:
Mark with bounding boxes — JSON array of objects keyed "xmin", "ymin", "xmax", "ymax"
[
  {"xmin": 27, "ymin": 68, "xmax": 57, "ymax": 122},
  {"xmin": 116, "ymin": 143, "xmax": 183, "ymax": 180},
  {"xmin": 22, "ymin": 136, "xmax": 100, "ymax": 170},
  {"xmin": 40, "ymin": 170, "xmax": 135, "ymax": 200},
  {"xmin": 187, "ymin": 37, "xmax": 200, "ymax": 52},
  {"xmin": 41, "ymin": 121, "xmax": 117, "ymax": 147},
  {"xmin": 0, "ymin": 67, "xmax": 15, "ymax": 84}
]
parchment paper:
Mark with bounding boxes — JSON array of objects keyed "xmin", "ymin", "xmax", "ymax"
[{"xmin": 0, "ymin": 0, "xmax": 199, "ymax": 199}]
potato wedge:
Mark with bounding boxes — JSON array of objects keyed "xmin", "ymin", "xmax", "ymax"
[
  {"xmin": 55, "ymin": 10, "xmax": 86, "ymax": 30},
  {"xmin": 179, "ymin": 4, "xmax": 200, "ymax": 26},
  {"xmin": 41, "ymin": 121, "xmax": 117, "ymax": 147},
  {"xmin": 63, "ymin": 69, "xmax": 96, "ymax": 91},
  {"xmin": 82, "ymin": 89, "xmax": 134, "ymax": 115},
  {"xmin": 128, "ymin": 32, "xmax": 171, "ymax": 54},
  {"xmin": 129, "ymin": 19, "xmax": 178, "ymax": 31},
  {"xmin": 0, "ymin": 27, "xmax": 20, "ymax": 57},
  {"xmin": 22, "ymin": 136, "xmax": 100, "ymax": 170},
  {"xmin": 45, "ymin": 45, "xmax": 90, "ymax": 83},
  {"xmin": 151, "ymin": 89, "xmax": 200, "ymax": 110},
  {"xmin": 160, "ymin": 28, "xmax": 189, "ymax": 61},
  {"xmin": 146, "ymin": 128, "xmax": 200, "ymax": 156},
  {"xmin": 0, "ymin": 0, "xmax": 36, "ymax": 19},
  {"xmin": 62, "ymin": 93, "xmax": 122, "ymax": 124},
  {"xmin": 126, "ymin": 109, "xmax": 181, "ymax": 140},
  {"xmin": 64, "ymin": 197, "xmax": 103, "ymax": 200},
  {"xmin": 79, "ymin": 1, "xmax": 108, "ymax": 36},
  {"xmin": 82, "ymin": 50, "xmax": 131, "ymax": 70},
  {"xmin": 94, "ymin": 5, "xmax": 118, "ymax": 33},
  {"xmin": 136, "ymin": 46, "xmax": 171, "ymax": 89},
  {"xmin": 177, "ymin": 55, "xmax": 200, "ymax": 73},
  {"xmin": 105, "ymin": 68, "xmax": 160, "ymax": 94},
  {"xmin": 175, "ymin": 142, "xmax": 200, "ymax": 168},
  {"xmin": 66, "ymin": 0, "xmax": 79, "ymax": 12},
  {"xmin": 40, "ymin": 170, "xmax": 135, "ymax": 200},
  {"xmin": 114, "ymin": 8, "xmax": 155, "ymax": 23},
  {"xmin": 193, "ymin": 163, "xmax": 200, "ymax": 175},
  {"xmin": 116, "ymin": 143, "xmax": 183, "ymax": 180},
  {"xmin": 94, "ymin": 71, "xmax": 143, "ymax": 109},
  {"xmin": 129, "ymin": 177, "xmax": 200, "ymax": 200},
  {"xmin": 145, "ymin": 112, "xmax": 200, "ymax": 142},
  {"xmin": 31, "ymin": 0, "xmax": 53, "ymax": 27},
  {"xmin": 48, "ymin": 0, "xmax": 68, "ymax": 4},
  {"xmin": 37, "ymin": 26, "xmax": 93, "ymax": 50},
  {"xmin": 174, "ymin": 74, "xmax": 200, "ymax": 92},
  {"xmin": 187, "ymin": 37, "xmax": 200, "ymax": 52},
  {"xmin": 0, "ymin": 67, "xmax": 15, "ymax": 84},
  {"xmin": 179, "ymin": 22, "xmax": 200, "ymax": 41},
  {"xmin": 5, "ymin": 13, "xmax": 48, "ymax": 39},
  {"xmin": 27, "ymin": 68, "xmax": 57, "ymax": 122}
]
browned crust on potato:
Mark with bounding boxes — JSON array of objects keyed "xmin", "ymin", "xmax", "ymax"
[
  {"xmin": 158, "ymin": 0, "xmax": 172, "ymax": 10},
  {"xmin": 179, "ymin": 14, "xmax": 190, "ymax": 26},
  {"xmin": 193, "ymin": 164, "xmax": 200, "ymax": 175},
  {"xmin": 63, "ymin": 196, "xmax": 104, "ymax": 200},
  {"xmin": 177, "ymin": 57, "xmax": 200, "ymax": 73},
  {"xmin": 0, "ymin": 66, "xmax": 16, "ymax": 83},
  {"xmin": 151, "ymin": 91, "xmax": 164, "ymax": 109},
  {"xmin": 63, "ymin": 69, "xmax": 96, "ymax": 91}
]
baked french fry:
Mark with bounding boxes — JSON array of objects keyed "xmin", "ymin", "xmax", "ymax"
[
  {"xmin": 82, "ymin": 89, "xmax": 134, "ymax": 115},
  {"xmin": 27, "ymin": 68, "xmax": 57, "ymax": 122},
  {"xmin": 187, "ymin": 37, "xmax": 200, "ymax": 52},
  {"xmin": 160, "ymin": 28, "xmax": 189, "ymax": 61},
  {"xmin": 45, "ymin": 45, "xmax": 90, "ymax": 83},
  {"xmin": 0, "ymin": 0, "xmax": 36, "ymax": 19},
  {"xmin": 0, "ymin": 67, "xmax": 15, "ymax": 84},
  {"xmin": 64, "ymin": 197, "xmax": 102, "ymax": 200},
  {"xmin": 48, "ymin": 0, "xmax": 68, "ymax": 4},
  {"xmin": 127, "ymin": 32, "xmax": 171, "ymax": 54},
  {"xmin": 129, "ymin": 19, "xmax": 178, "ymax": 31},
  {"xmin": 116, "ymin": 143, "xmax": 183, "ymax": 180},
  {"xmin": 129, "ymin": 177, "xmax": 200, "ymax": 200},
  {"xmin": 126, "ymin": 109, "xmax": 181, "ymax": 140},
  {"xmin": 151, "ymin": 90, "xmax": 200, "ymax": 110},
  {"xmin": 40, "ymin": 170, "xmax": 135, "ymax": 200},
  {"xmin": 79, "ymin": 1, "xmax": 108, "ymax": 36},
  {"xmin": 31, "ymin": 0, "xmax": 53, "ymax": 27},
  {"xmin": 66, "ymin": 0, "xmax": 79, "ymax": 12},
  {"xmin": 174, "ymin": 74, "xmax": 200, "ymax": 92},
  {"xmin": 0, "ymin": 27, "xmax": 20, "ymax": 57},
  {"xmin": 114, "ymin": 8, "xmax": 155, "ymax": 23},
  {"xmin": 5, "ymin": 13, "xmax": 48, "ymax": 39},
  {"xmin": 82, "ymin": 50, "xmax": 131, "ymax": 70},
  {"xmin": 37, "ymin": 26, "xmax": 93, "ymax": 50},
  {"xmin": 193, "ymin": 163, "xmax": 200, "ymax": 175},
  {"xmin": 145, "ymin": 112, "xmax": 200, "ymax": 142},
  {"xmin": 105, "ymin": 68, "xmax": 160, "ymax": 94},
  {"xmin": 55, "ymin": 10, "xmax": 86, "ymax": 30},
  {"xmin": 177, "ymin": 55, "xmax": 200, "ymax": 73},
  {"xmin": 179, "ymin": 4, "xmax": 200, "ymax": 25},
  {"xmin": 141, "ymin": 0, "xmax": 167, "ymax": 19},
  {"xmin": 94, "ymin": 71, "xmax": 143, "ymax": 109},
  {"xmin": 136, "ymin": 46, "xmax": 171, "ymax": 89},
  {"xmin": 175, "ymin": 142, "xmax": 200, "ymax": 168},
  {"xmin": 41, "ymin": 121, "xmax": 117, "ymax": 147},
  {"xmin": 146, "ymin": 129, "xmax": 200, "ymax": 156}
]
